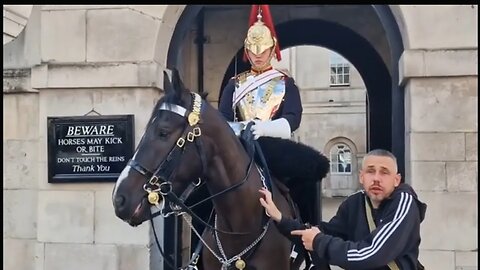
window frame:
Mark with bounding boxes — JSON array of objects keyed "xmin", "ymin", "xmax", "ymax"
[
  {"xmin": 329, "ymin": 52, "xmax": 351, "ymax": 87},
  {"xmin": 330, "ymin": 143, "xmax": 353, "ymax": 175}
]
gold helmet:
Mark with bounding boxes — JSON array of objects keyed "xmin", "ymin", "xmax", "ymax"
[{"xmin": 243, "ymin": 5, "xmax": 281, "ymax": 62}]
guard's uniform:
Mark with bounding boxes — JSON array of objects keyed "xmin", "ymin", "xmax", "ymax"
[{"xmin": 219, "ymin": 68, "xmax": 303, "ymax": 133}]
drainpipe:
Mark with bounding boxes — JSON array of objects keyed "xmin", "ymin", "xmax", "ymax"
[{"xmin": 195, "ymin": 9, "xmax": 206, "ymax": 94}]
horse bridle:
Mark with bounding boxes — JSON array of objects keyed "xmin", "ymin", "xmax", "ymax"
[
  {"xmin": 128, "ymin": 92, "xmax": 272, "ymax": 269},
  {"xmin": 128, "ymin": 92, "xmax": 207, "ymax": 213},
  {"xmin": 128, "ymin": 91, "xmax": 258, "ymax": 229}
]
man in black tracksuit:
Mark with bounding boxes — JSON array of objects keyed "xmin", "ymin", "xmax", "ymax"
[{"xmin": 259, "ymin": 149, "xmax": 427, "ymax": 270}]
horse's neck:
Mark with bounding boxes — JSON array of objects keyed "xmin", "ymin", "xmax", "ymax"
[{"xmin": 205, "ymin": 129, "xmax": 264, "ymax": 231}]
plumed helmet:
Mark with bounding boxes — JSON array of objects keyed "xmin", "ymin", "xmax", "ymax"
[{"xmin": 243, "ymin": 5, "xmax": 282, "ymax": 62}]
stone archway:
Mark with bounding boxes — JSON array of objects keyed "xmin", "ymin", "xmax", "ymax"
[
  {"xmin": 218, "ymin": 6, "xmax": 406, "ymax": 173},
  {"xmin": 221, "ymin": 18, "xmax": 394, "ymax": 156},
  {"xmin": 163, "ymin": 4, "xmax": 407, "ymax": 171},
  {"xmin": 161, "ymin": 5, "xmax": 408, "ymax": 269}
]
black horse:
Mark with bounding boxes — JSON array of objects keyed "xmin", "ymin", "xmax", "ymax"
[{"xmin": 112, "ymin": 69, "xmax": 329, "ymax": 269}]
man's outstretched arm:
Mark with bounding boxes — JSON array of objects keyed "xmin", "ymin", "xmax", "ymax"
[{"xmin": 309, "ymin": 192, "xmax": 421, "ymax": 269}]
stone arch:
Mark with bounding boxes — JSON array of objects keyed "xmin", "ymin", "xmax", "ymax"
[
  {"xmin": 161, "ymin": 5, "xmax": 412, "ymax": 268},
  {"xmin": 219, "ymin": 15, "xmax": 402, "ymax": 167},
  {"xmin": 387, "ymin": 5, "xmax": 410, "ymax": 49},
  {"xmin": 152, "ymin": 5, "xmax": 187, "ymax": 66},
  {"xmin": 3, "ymin": 5, "xmax": 42, "ymax": 69},
  {"xmin": 3, "ymin": 5, "xmax": 33, "ymax": 45}
]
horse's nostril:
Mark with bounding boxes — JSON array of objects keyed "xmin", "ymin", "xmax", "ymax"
[{"xmin": 114, "ymin": 195, "xmax": 126, "ymax": 209}]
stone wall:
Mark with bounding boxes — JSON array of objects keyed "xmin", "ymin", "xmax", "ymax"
[
  {"xmin": 3, "ymin": 4, "xmax": 477, "ymax": 270},
  {"xmin": 3, "ymin": 5, "xmax": 169, "ymax": 270},
  {"xmin": 3, "ymin": 84, "xmax": 157, "ymax": 270},
  {"xmin": 397, "ymin": 5, "xmax": 478, "ymax": 270}
]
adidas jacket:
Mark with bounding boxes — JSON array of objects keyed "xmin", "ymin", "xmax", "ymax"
[{"xmin": 276, "ymin": 183, "xmax": 427, "ymax": 270}]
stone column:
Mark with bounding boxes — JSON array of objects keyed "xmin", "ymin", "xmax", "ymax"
[{"xmin": 401, "ymin": 48, "xmax": 478, "ymax": 270}]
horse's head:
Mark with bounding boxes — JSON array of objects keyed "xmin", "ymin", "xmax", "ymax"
[{"xmin": 112, "ymin": 69, "xmax": 210, "ymax": 226}]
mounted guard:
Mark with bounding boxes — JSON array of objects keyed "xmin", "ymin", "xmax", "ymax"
[
  {"xmin": 218, "ymin": 5, "xmax": 330, "ymax": 269},
  {"xmin": 219, "ymin": 4, "xmax": 329, "ymax": 229},
  {"xmin": 219, "ymin": 4, "xmax": 302, "ymax": 140}
]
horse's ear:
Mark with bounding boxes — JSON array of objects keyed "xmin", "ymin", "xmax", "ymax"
[
  {"xmin": 163, "ymin": 70, "xmax": 174, "ymax": 96},
  {"xmin": 171, "ymin": 68, "xmax": 186, "ymax": 93}
]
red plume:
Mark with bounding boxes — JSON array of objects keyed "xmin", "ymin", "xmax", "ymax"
[
  {"xmin": 259, "ymin": 5, "xmax": 281, "ymax": 61},
  {"xmin": 248, "ymin": 5, "xmax": 260, "ymax": 27},
  {"xmin": 243, "ymin": 5, "xmax": 281, "ymax": 62}
]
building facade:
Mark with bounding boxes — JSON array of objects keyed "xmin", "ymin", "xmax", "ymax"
[
  {"xmin": 272, "ymin": 46, "xmax": 367, "ymax": 197},
  {"xmin": 3, "ymin": 5, "xmax": 478, "ymax": 270}
]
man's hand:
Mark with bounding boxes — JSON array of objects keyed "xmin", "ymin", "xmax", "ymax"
[
  {"xmin": 259, "ymin": 187, "xmax": 282, "ymax": 222},
  {"xmin": 291, "ymin": 227, "xmax": 321, "ymax": 251}
]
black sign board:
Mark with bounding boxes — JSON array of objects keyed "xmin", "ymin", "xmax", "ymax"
[{"xmin": 47, "ymin": 115, "xmax": 135, "ymax": 183}]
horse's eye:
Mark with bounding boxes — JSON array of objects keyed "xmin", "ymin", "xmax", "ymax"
[{"xmin": 158, "ymin": 129, "xmax": 169, "ymax": 138}]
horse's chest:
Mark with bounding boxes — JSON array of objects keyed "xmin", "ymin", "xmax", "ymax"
[{"xmin": 202, "ymin": 229, "xmax": 290, "ymax": 270}]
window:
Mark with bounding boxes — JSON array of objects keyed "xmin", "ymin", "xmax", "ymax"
[
  {"xmin": 329, "ymin": 51, "xmax": 350, "ymax": 86},
  {"xmin": 330, "ymin": 143, "xmax": 352, "ymax": 174}
]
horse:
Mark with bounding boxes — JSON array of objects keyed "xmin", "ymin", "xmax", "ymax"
[{"xmin": 112, "ymin": 69, "xmax": 328, "ymax": 270}]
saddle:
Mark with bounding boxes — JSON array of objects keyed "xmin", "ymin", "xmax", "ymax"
[
  {"xmin": 238, "ymin": 124, "xmax": 330, "ymax": 221},
  {"xmin": 256, "ymin": 137, "xmax": 330, "ymax": 186}
]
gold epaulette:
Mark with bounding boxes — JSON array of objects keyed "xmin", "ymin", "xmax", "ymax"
[
  {"xmin": 231, "ymin": 70, "xmax": 252, "ymax": 84},
  {"xmin": 276, "ymin": 68, "xmax": 292, "ymax": 78}
]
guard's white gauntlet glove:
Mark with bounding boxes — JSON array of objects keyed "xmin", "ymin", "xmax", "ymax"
[
  {"xmin": 227, "ymin": 120, "xmax": 251, "ymax": 136},
  {"xmin": 251, "ymin": 118, "xmax": 292, "ymax": 140}
]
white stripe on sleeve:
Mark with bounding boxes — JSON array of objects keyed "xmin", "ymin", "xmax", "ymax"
[{"xmin": 347, "ymin": 192, "xmax": 413, "ymax": 261}]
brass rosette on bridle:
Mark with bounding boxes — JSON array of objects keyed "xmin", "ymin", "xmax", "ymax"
[
  {"xmin": 144, "ymin": 179, "xmax": 165, "ymax": 208},
  {"xmin": 148, "ymin": 190, "xmax": 162, "ymax": 205}
]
